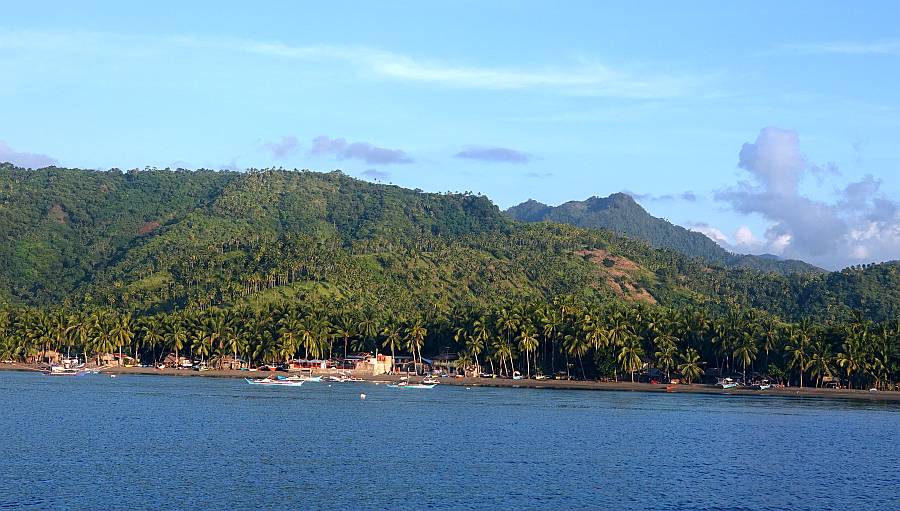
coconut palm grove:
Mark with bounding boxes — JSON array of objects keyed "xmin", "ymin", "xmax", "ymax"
[{"xmin": 1, "ymin": 165, "xmax": 897, "ymax": 390}]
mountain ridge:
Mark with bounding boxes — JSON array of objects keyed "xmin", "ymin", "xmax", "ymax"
[
  {"xmin": 1, "ymin": 164, "xmax": 897, "ymax": 322},
  {"xmin": 505, "ymin": 193, "xmax": 823, "ymax": 274}
]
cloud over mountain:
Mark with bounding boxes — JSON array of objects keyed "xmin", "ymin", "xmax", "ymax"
[
  {"xmin": 263, "ymin": 136, "xmax": 300, "ymax": 159},
  {"xmin": 360, "ymin": 168, "xmax": 390, "ymax": 181},
  {"xmin": 715, "ymin": 127, "xmax": 900, "ymax": 269},
  {"xmin": 0, "ymin": 141, "xmax": 57, "ymax": 168}
]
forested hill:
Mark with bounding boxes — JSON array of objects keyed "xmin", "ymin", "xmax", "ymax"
[
  {"xmin": 0, "ymin": 164, "xmax": 897, "ymax": 322},
  {"xmin": 505, "ymin": 194, "xmax": 822, "ymax": 274}
]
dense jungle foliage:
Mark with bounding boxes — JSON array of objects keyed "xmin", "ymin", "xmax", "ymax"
[{"xmin": 0, "ymin": 165, "xmax": 897, "ymax": 388}]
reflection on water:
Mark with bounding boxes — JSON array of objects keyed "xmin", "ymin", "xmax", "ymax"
[{"xmin": 0, "ymin": 371, "xmax": 897, "ymax": 510}]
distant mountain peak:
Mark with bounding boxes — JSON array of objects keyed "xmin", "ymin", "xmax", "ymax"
[{"xmin": 505, "ymin": 193, "xmax": 823, "ymax": 274}]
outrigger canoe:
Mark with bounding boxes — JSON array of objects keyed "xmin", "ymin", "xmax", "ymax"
[{"xmin": 244, "ymin": 377, "xmax": 304, "ymax": 386}]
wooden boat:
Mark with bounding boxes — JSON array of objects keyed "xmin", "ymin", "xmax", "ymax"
[
  {"xmin": 388, "ymin": 381, "xmax": 436, "ymax": 389},
  {"xmin": 46, "ymin": 366, "xmax": 81, "ymax": 376},
  {"xmin": 717, "ymin": 378, "xmax": 738, "ymax": 389},
  {"xmin": 753, "ymin": 379, "xmax": 771, "ymax": 390},
  {"xmin": 244, "ymin": 377, "xmax": 304, "ymax": 386},
  {"xmin": 285, "ymin": 375, "xmax": 322, "ymax": 382}
]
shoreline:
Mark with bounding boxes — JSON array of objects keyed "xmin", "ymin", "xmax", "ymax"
[{"xmin": 3, "ymin": 363, "xmax": 899, "ymax": 403}]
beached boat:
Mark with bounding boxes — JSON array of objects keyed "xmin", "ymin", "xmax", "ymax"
[
  {"xmin": 717, "ymin": 378, "xmax": 738, "ymax": 389},
  {"xmin": 753, "ymin": 379, "xmax": 771, "ymax": 390},
  {"xmin": 46, "ymin": 366, "xmax": 81, "ymax": 376},
  {"xmin": 244, "ymin": 377, "xmax": 304, "ymax": 386}
]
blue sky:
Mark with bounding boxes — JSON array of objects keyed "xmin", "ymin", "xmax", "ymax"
[{"xmin": 1, "ymin": 1, "xmax": 899, "ymax": 269}]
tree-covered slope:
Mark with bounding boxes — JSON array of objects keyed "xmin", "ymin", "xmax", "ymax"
[
  {"xmin": 505, "ymin": 193, "xmax": 822, "ymax": 274},
  {"xmin": 0, "ymin": 165, "xmax": 896, "ymax": 322}
]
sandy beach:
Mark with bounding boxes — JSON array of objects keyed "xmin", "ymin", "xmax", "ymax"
[{"xmin": 4, "ymin": 362, "xmax": 899, "ymax": 403}]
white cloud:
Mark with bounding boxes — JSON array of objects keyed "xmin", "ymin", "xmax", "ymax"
[
  {"xmin": 717, "ymin": 127, "xmax": 900, "ymax": 269},
  {"xmin": 690, "ymin": 223, "xmax": 730, "ymax": 246},
  {"xmin": 0, "ymin": 140, "xmax": 57, "ymax": 168},
  {"xmin": 733, "ymin": 226, "xmax": 758, "ymax": 248},
  {"xmin": 0, "ymin": 30, "xmax": 702, "ymax": 99}
]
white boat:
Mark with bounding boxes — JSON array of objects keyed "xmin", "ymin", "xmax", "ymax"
[
  {"xmin": 753, "ymin": 379, "xmax": 771, "ymax": 390},
  {"xmin": 388, "ymin": 381, "xmax": 436, "ymax": 389},
  {"xmin": 244, "ymin": 377, "xmax": 304, "ymax": 386},
  {"xmin": 286, "ymin": 375, "xmax": 322, "ymax": 383},
  {"xmin": 717, "ymin": 378, "xmax": 738, "ymax": 389},
  {"xmin": 422, "ymin": 376, "xmax": 440, "ymax": 385},
  {"xmin": 46, "ymin": 366, "xmax": 81, "ymax": 376}
]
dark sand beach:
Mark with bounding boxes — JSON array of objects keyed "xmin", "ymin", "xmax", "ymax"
[{"xmin": 5, "ymin": 362, "xmax": 898, "ymax": 403}]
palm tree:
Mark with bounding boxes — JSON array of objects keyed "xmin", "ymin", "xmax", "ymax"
[
  {"xmin": 618, "ymin": 335, "xmax": 645, "ymax": 382},
  {"xmin": 733, "ymin": 331, "xmax": 759, "ymax": 384},
  {"xmin": 516, "ymin": 322, "xmax": 539, "ymax": 378},
  {"xmin": 406, "ymin": 319, "xmax": 427, "ymax": 374},
  {"xmin": 837, "ymin": 327, "xmax": 868, "ymax": 390},
  {"xmin": 110, "ymin": 313, "xmax": 134, "ymax": 366},
  {"xmin": 540, "ymin": 308, "xmax": 563, "ymax": 375},
  {"xmin": 808, "ymin": 339, "xmax": 834, "ymax": 388},
  {"xmin": 357, "ymin": 309, "xmax": 379, "ymax": 355},
  {"xmin": 654, "ymin": 337, "xmax": 678, "ymax": 381},
  {"xmin": 678, "ymin": 348, "xmax": 704, "ymax": 384},
  {"xmin": 380, "ymin": 323, "xmax": 403, "ymax": 374},
  {"xmin": 469, "ymin": 316, "xmax": 490, "ymax": 375},
  {"xmin": 278, "ymin": 309, "xmax": 302, "ymax": 361},
  {"xmin": 563, "ymin": 333, "xmax": 588, "ymax": 380},
  {"xmin": 167, "ymin": 316, "xmax": 188, "ymax": 368},
  {"xmin": 786, "ymin": 321, "xmax": 813, "ymax": 387},
  {"xmin": 335, "ymin": 313, "xmax": 357, "ymax": 359}
]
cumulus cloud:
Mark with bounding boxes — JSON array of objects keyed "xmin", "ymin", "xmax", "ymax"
[
  {"xmin": 716, "ymin": 127, "xmax": 900, "ymax": 269},
  {"xmin": 218, "ymin": 159, "xmax": 242, "ymax": 171},
  {"xmin": 454, "ymin": 146, "xmax": 531, "ymax": 164},
  {"xmin": 263, "ymin": 136, "xmax": 300, "ymax": 159},
  {"xmin": 0, "ymin": 141, "xmax": 57, "ymax": 168},
  {"xmin": 309, "ymin": 136, "xmax": 412, "ymax": 165},
  {"xmin": 689, "ymin": 222, "xmax": 729, "ymax": 246},
  {"xmin": 360, "ymin": 168, "xmax": 390, "ymax": 181},
  {"xmin": 733, "ymin": 226, "xmax": 758, "ymax": 248}
]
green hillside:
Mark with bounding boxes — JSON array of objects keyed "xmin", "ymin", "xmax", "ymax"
[
  {"xmin": 1, "ymin": 165, "xmax": 898, "ymax": 390},
  {"xmin": 0, "ymin": 165, "xmax": 896, "ymax": 322},
  {"xmin": 505, "ymin": 194, "xmax": 822, "ymax": 274}
]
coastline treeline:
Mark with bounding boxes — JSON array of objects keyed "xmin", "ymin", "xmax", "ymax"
[
  {"xmin": 0, "ymin": 166, "xmax": 898, "ymax": 389},
  {"xmin": 1, "ymin": 297, "xmax": 897, "ymax": 390}
]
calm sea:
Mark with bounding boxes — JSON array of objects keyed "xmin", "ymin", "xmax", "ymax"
[{"xmin": 0, "ymin": 371, "xmax": 897, "ymax": 510}]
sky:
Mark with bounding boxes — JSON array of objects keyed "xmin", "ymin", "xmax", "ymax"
[{"xmin": 1, "ymin": 0, "xmax": 899, "ymax": 270}]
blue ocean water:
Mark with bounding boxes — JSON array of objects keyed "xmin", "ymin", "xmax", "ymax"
[{"xmin": 0, "ymin": 371, "xmax": 897, "ymax": 510}]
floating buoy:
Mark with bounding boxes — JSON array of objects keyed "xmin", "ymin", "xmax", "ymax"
[{"xmin": 360, "ymin": 393, "xmax": 367, "ymax": 400}]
